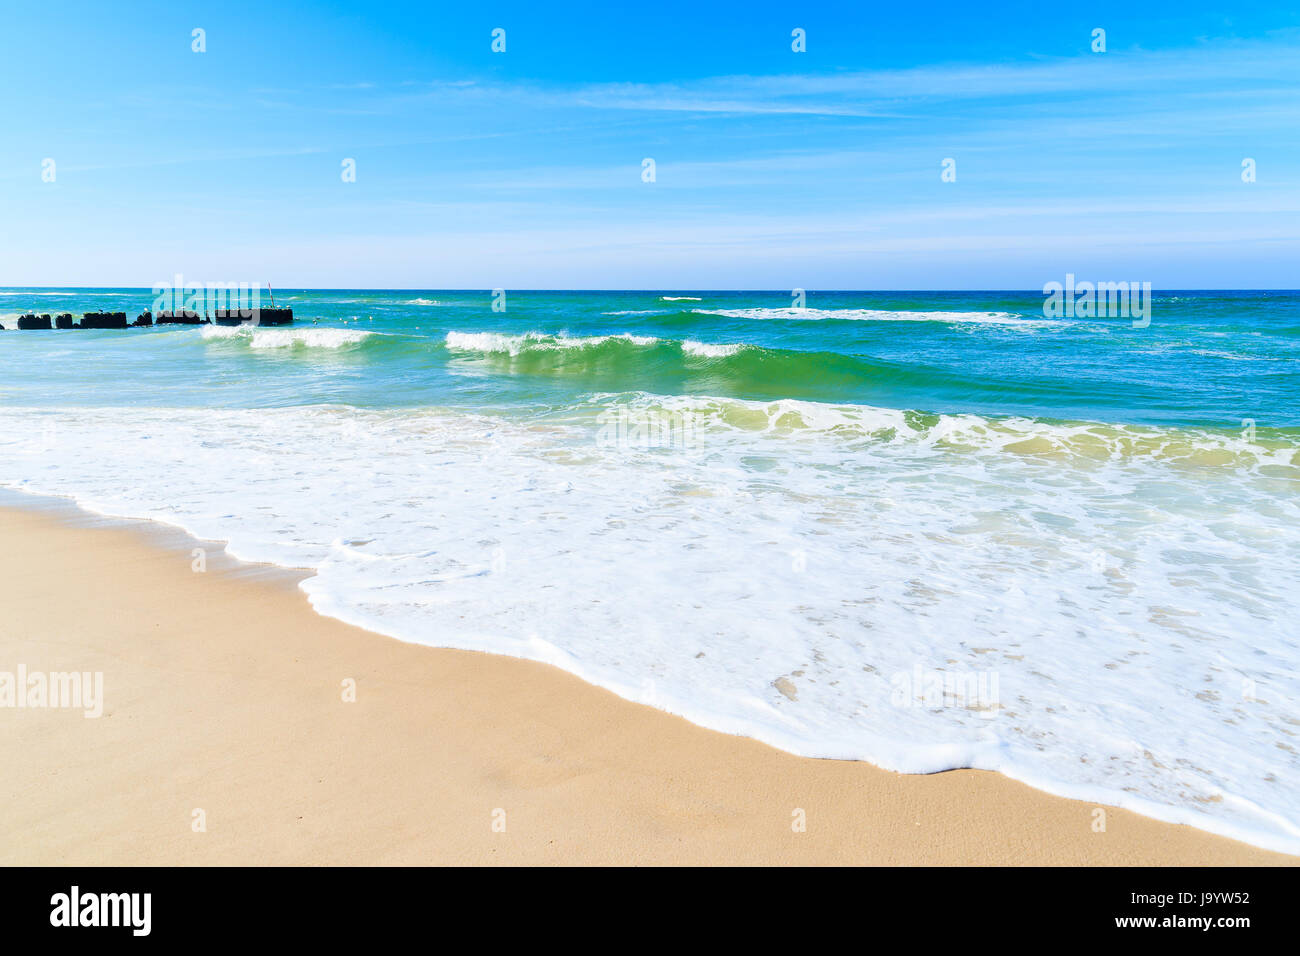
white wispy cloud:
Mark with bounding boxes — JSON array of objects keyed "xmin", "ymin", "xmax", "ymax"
[{"xmin": 365, "ymin": 33, "xmax": 1300, "ymax": 117}]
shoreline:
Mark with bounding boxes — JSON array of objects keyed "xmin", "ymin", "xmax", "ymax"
[{"xmin": 0, "ymin": 493, "xmax": 1293, "ymax": 865}]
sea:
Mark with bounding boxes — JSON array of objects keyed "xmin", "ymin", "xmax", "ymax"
[{"xmin": 2, "ymin": 288, "xmax": 1298, "ymax": 853}]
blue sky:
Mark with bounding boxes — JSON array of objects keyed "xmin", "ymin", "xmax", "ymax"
[{"xmin": 1, "ymin": 1, "xmax": 1298, "ymax": 288}]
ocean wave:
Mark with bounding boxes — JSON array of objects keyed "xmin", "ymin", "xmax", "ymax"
[
  {"xmin": 445, "ymin": 330, "xmax": 758, "ymax": 363},
  {"xmin": 445, "ymin": 331, "xmax": 659, "ymax": 355},
  {"xmin": 692, "ymin": 307, "xmax": 1057, "ymax": 326},
  {"xmin": 439, "ymin": 329, "xmax": 1021, "ymax": 404},
  {"xmin": 583, "ymin": 391, "xmax": 1300, "ymax": 471},
  {"xmin": 200, "ymin": 326, "xmax": 375, "ymax": 349},
  {"xmin": 660, "ymin": 296, "xmax": 702, "ymax": 301}
]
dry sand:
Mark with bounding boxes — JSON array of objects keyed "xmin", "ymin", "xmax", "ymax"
[{"xmin": 0, "ymin": 500, "xmax": 1292, "ymax": 865}]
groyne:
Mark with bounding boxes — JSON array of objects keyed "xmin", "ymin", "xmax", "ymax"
[{"xmin": 6, "ymin": 308, "xmax": 293, "ymax": 330}]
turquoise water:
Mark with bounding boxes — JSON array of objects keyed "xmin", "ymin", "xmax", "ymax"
[
  {"xmin": 2, "ymin": 289, "xmax": 1298, "ymax": 430},
  {"xmin": 2, "ymin": 288, "xmax": 1298, "ymax": 852}
]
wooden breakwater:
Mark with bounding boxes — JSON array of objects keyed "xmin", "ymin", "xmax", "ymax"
[{"xmin": 7, "ymin": 308, "xmax": 293, "ymax": 330}]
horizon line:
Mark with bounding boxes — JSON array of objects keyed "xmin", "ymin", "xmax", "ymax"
[{"xmin": 4, "ymin": 286, "xmax": 1299, "ymax": 294}]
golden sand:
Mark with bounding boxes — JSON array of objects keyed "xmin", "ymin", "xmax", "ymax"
[{"xmin": 0, "ymin": 502, "xmax": 1292, "ymax": 865}]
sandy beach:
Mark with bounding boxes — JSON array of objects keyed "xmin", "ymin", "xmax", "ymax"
[{"xmin": 0, "ymin": 498, "xmax": 1291, "ymax": 866}]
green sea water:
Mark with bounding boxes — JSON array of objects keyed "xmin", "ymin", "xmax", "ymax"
[
  {"xmin": 1, "ymin": 289, "xmax": 1297, "ymax": 431},
  {"xmin": 2, "ymin": 288, "xmax": 1298, "ymax": 852}
]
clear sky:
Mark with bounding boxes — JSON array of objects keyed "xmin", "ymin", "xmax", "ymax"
[{"xmin": 1, "ymin": 1, "xmax": 1298, "ymax": 289}]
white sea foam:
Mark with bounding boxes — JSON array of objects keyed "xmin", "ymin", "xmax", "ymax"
[
  {"xmin": 200, "ymin": 326, "xmax": 374, "ymax": 349},
  {"xmin": 661, "ymin": 296, "xmax": 702, "ymax": 301},
  {"xmin": 445, "ymin": 331, "xmax": 659, "ymax": 355},
  {"xmin": 693, "ymin": 307, "xmax": 1059, "ymax": 326},
  {"xmin": 681, "ymin": 340, "xmax": 744, "ymax": 357},
  {"xmin": 0, "ymin": 401, "xmax": 1297, "ymax": 854}
]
